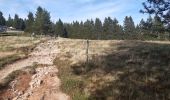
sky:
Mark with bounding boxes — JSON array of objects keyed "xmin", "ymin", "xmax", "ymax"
[{"xmin": 0, "ymin": 0, "xmax": 149, "ymax": 25}]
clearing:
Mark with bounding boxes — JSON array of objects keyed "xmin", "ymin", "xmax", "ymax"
[{"xmin": 0, "ymin": 37, "xmax": 170, "ymax": 100}]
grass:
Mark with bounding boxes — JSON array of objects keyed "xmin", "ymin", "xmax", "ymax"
[
  {"xmin": 54, "ymin": 40, "xmax": 170, "ymax": 100},
  {"xmin": 86, "ymin": 42, "xmax": 170, "ymax": 100},
  {"xmin": 54, "ymin": 57, "xmax": 88, "ymax": 100},
  {"xmin": 0, "ymin": 36, "xmax": 43, "ymax": 52},
  {"xmin": 0, "ymin": 54, "xmax": 25, "ymax": 69},
  {"xmin": 0, "ymin": 32, "xmax": 20, "ymax": 37},
  {"xmin": 0, "ymin": 42, "xmax": 40, "ymax": 70},
  {"xmin": 0, "ymin": 35, "xmax": 47, "ymax": 70}
]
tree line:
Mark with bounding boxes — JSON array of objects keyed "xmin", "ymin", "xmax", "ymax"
[{"xmin": 0, "ymin": 5, "xmax": 169, "ymax": 40}]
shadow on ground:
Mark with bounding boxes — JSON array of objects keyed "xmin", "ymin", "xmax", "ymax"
[{"xmin": 71, "ymin": 41, "xmax": 170, "ymax": 100}]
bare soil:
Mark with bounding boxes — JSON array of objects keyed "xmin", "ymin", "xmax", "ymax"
[
  {"xmin": 0, "ymin": 72, "xmax": 32, "ymax": 100},
  {"xmin": 0, "ymin": 39, "xmax": 70, "ymax": 100}
]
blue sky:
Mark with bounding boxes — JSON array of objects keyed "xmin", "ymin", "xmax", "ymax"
[{"xmin": 0, "ymin": 0, "xmax": 148, "ymax": 25}]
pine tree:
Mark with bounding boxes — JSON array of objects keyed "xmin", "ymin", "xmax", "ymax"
[
  {"xmin": 117, "ymin": 25, "xmax": 124, "ymax": 34},
  {"xmin": 145, "ymin": 16, "xmax": 153, "ymax": 34},
  {"xmin": 90, "ymin": 19, "xmax": 95, "ymax": 39},
  {"xmin": 84, "ymin": 19, "xmax": 94, "ymax": 39},
  {"xmin": 34, "ymin": 6, "xmax": 52, "ymax": 35},
  {"xmin": 13, "ymin": 14, "xmax": 20, "ymax": 29},
  {"xmin": 0, "ymin": 11, "xmax": 6, "ymax": 26},
  {"xmin": 34, "ymin": 6, "xmax": 43, "ymax": 34},
  {"xmin": 63, "ymin": 27, "xmax": 68, "ymax": 38},
  {"xmin": 25, "ymin": 12, "xmax": 34, "ymax": 32},
  {"xmin": 6, "ymin": 15, "xmax": 13, "ymax": 27},
  {"xmin": 49, "ymin": 22, "xmax": 55, "ymax": 36},
  {"xmin": 139, "ymin": 19, "xmax": 146, "ymax": 34},
  {"xmin": 42, "ymin": 10, "xmax": 52, "ymax": 35},
  {"xmin": 123, "ymin": 16, "xmax": 136, "ymax": 34},
  {"xmin": 112, "ymin": 18, "xmax": 122, "ymax": 34},
  {"xmin": 103, "ymin": 17, "xmax": 114, "ymax": 39},
  {"xmin": 94, "ymin": 18, "xmax": 102, "ymax": 39},
  {"xmin": 141, "ymin": 0, "xmax": 170, "ymax": 24},
  {"xmin": 55, "ymin": 19, "xmax": 64, "ymax": 37},
  {"xmin": 103, "ymin": 17, "xmax": 112, "ymax": 33},
  {"xmin": 152, "ymin": 16, "xmax": 164, "ymax": 36},
  {"xmin": 19, "ymin": 18, "xmax": 26, "ymax": 30},
  {"xmin": 72, "ymin": 21, "xmax": 80, "ymax": 37}
]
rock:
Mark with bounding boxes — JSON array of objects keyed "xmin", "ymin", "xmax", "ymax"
[
  {"xmin": 25, "ymin": 93, "xmax": 30, "ymax": 98},
  {"xmin": 50, "ymin": 73, "xmax": 55, "ymax": 77},
  {"xmin": 45, "ymin": 72, "xmax": 49, "ymax": 75},
  {"xmin": 32, "ymin": 74, "xmax": 37, "ymax": 79},
  {"xmin": 37, "ymin": 80, "xmax": 43, "ymax": 85},
  {"xmin": 12, "ymin": 97, "xmax": 18, "ymax": 100},
  {"xmin": 18, "ymin": 91, "xmax": 24, "ymax": 96}
]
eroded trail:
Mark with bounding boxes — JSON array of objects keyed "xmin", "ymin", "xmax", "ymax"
[
  {"xmin": 0, "ymin": 39, "xmax": 70, "ymax": 100},
  {"xmin": 0, "ymin": 40, "xmax": 59, "ymax": 81}
]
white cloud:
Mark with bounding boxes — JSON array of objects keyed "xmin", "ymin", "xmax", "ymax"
[
  {"xmin": 59, "ymin": 0, "xmax": 127, "ymax": 22},
  {"xmin": 0, "ymin": 0, "xmax": 148, "ymax": 24}
]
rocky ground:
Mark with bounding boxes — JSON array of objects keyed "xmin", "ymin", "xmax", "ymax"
[{"xmin": 0, "ymin": 39, "xmax": 70, "ymax": 100}]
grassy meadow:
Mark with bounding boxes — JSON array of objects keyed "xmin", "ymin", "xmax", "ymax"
[{"xmin": 54, "ymin": 39, "xmax": 170, "ymax": 100}]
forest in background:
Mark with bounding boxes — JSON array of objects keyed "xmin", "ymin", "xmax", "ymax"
[{"xmin": 0, "ymin": 0, "xmax": 170, "ymax": 40}]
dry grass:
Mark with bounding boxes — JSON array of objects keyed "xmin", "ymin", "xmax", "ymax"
[
  {"xmin": 0, "ymin": 36, "xmax": 43, "ymax": 52},
  {"xmin": 85, "ymin": 41, "xmax": 170, "ymax": 100},
  {"xmin": 54, "ymin": 38, "xmax": 170, "ymax": 100},
  {"xmin": 0, "ymin": 36, "xmax": 47, "ymax": 70},
  {"xmin": 0, "ymin": 54, "xmax": 26, "ymax": 69},
  {"xmin": 54, "ymin": 56, "xmax": 88, "ymax": 100}
]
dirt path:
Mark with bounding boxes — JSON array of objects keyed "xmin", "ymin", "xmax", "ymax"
[
  {"xmin": 0, "ymin": 39, "xmax": 70, "ymax": 100},
  {"xmin": 0, "ymin": 40, "xmax": 58, "ymax": 81}
]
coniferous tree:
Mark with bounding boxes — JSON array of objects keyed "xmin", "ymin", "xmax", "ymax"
[
  {"xmin": 123, "ymin": 16, "xmax": 129, "ymax": 34},
  {"xmin": 88, "ymin": 19, "xmax": 95, "ymax": 39},
  {"xmin": 34, "ymin": 6, "xmax": 43, "ymax": 34},
  {"xmin": 13, "ymin": 14, "xmax": 20, "ymax": 29},
  {"xmin": 103, "ymin": 17, "xmax": 114, "ymax": 39},
  {"xmin": 123, "ymin": 16, "xmax": 136, "ymax": 34},
  {"xmin": 25, "ymin": 12, "xmax": 34, "ymax": 32},
  {"xmin": 42, "ymin": 10, "xmax": 52, "ymax": 35},
  {"xmin": 141, "ymin": 0, "xmax": 170, "ymax": 24},
  {"xmin": 145, "ymin": 16, "xmax": 153, "ymax": 34},
  {"xmin": 117, "ymin": 25, "xmax": 124, "ymax": 34},
  {"xmin": 63, "ymin": 27, "xmax": 68, "ymax": 38},
  {"xmin": 55, "ymin": 19, "xmax": 64, "ymax": 37},
  {"xmin": 65, "ymin": 23, "xmax": 73, "ymax": 37},
  {"xmin": 84, "ymin": 19, "xmax": 94, "ymax": 39},
  {"xmin": 6, "ymin": 15, "xmax": 13, "ymax": 27},
  {"xmin": 139, "ymin": 19, "xmax": 146, "ymax": 34},
  {"xmin": 49, "ymin": 22, "xmax": 55, "ymax": 36},
  {"xmin": 13, "ymin": 14, "xmax": 25, "ymax": 30},
  {"xmin": 34, "ymin": 6, "xmax": 52, "ymax": 35},
  {"xmin": 94, "ymin": 18, "xmax": 102, "ymax": 39},
  {"xmin": 72, "ymin": 21, "xmax": 81, "ymax": 37},
  {"xmin": 152, "ymin": 16, "xmax": 164, "ymax": 36},
  {"xmin": 19, "ymin": 18, "xmax": 26, "ymax": 30},
  {"xmin": 112, "ymin": 18, "xmax": 122, "ymax": 34},
  {"xmin": 0, "ymin": 11, "xmax": 6, "ymax": 26}
]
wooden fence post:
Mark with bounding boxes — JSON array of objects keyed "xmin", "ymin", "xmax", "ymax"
[{"xmin": 86, "ymin": 39, "xmax": 89, "ymax": 65}]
